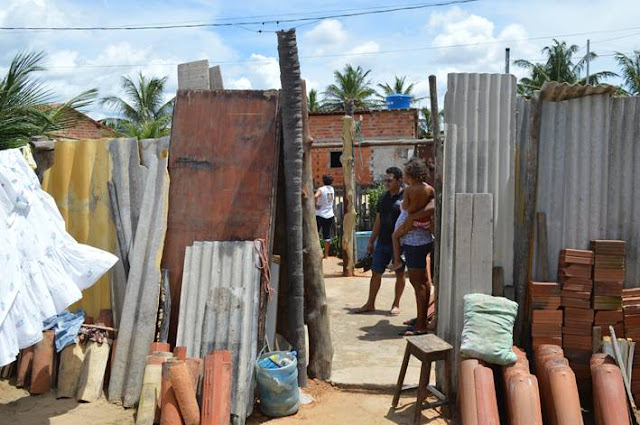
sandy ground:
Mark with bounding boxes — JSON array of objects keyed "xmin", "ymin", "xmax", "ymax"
[
  {"xmin": 0, "ymin": 256, "xmax": 447, "ymax": 424},
  {"xmin": 0, "ymin": 379, "xmax": 134, "ymax": 425}
]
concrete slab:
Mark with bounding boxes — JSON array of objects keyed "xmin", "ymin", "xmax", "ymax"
[{"xmin": 323, "ymin": 258, "xmax": 429, "ymax": 390}]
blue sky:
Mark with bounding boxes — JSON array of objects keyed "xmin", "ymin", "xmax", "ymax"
[{"xmin": 1, "ymin": 0, "xmax": 639, "ymax": 119}]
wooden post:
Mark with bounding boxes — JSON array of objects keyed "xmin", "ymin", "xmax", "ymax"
[
  {"xmin": 277, "ymin": 29, "xmax": 307, "ymax": 386},
  {"xmin": 429, "ymin": 75, "xmax": 442, "ymax": 331},
  {"xmin": 301, "ymin": 80, "xmax": 333, "ymax": 379},
  {"xmin": 341, "ymin": 116, "xmax": 356, "ymax": 277},
  {"xmin": 536, "ymin": 212, "xmax": 550, "ymax": 281},
  {"xmin": 514, "ymin": 90, "xmax": 543, "ymax": 343}
]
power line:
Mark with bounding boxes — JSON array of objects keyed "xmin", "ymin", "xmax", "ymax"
[{"xmin": 0, "ymin": 0, "xmax": 477, "ymax": 31}]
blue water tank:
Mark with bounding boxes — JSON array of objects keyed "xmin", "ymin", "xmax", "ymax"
[{"xmin": 386, "ymin": 94, "xmax": 412, "ymax": 109}]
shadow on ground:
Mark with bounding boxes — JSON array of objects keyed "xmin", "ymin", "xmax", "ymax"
[{"xmin": 358, "ymin": 320, "xmax": 408, "ymax": 341}]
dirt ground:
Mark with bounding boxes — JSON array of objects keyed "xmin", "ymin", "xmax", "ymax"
[
  {"xmin": 0, "ymin": 257, "xmax": 448, "ymax": 424},
  {"xmin": 0, "ymin": 378, "xmax": 447, "ymax": 425}
]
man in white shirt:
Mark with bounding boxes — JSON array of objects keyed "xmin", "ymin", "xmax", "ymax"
[{"xmin": 315, "ymin": 174, "xmax": 335, "ymax": 259}]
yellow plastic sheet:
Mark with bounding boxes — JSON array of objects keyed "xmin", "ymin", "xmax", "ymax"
[{"xmin": 42, "ymin": 138, "xmax": 116, "ymax": 319}]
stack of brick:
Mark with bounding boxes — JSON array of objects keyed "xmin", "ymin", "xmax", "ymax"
[
  {"xmin": 592, "ymin": 240, "xmax": 625, "ymax": 317},
  {"xmin": 558, "ymin": 248, "xmax": 594, "ymax": 396},
  {"xmin": 622, "ymin": 288, "xmax": 640, "ymax": 405},
  {"xmin": 529, "ymin": 281, "xmax": 562, "ymax": 350}
]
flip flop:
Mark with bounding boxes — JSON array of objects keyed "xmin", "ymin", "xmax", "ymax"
[
  {"xmin": 389, "ymin": 307, "xmax": 401, "ymax": 316},
  {"xmin": 403, "ymin": 328, "xmax": 429, "ymax": 336}
]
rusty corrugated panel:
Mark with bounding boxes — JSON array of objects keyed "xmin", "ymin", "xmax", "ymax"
[
  {"xmin": 539, "ymin": 81, "xmax": 618, "ymax": 102},
  {"xmin": 163, "ymin": 90, "xmax": 280, "ymax": 343},
  {"xmin": 177, "ymin": 241, "xmax": 260, "ymax": 425},
  {"xmin": 533, "ymin": 94, "xmax": 640, "ymax": 287},
  {"xmin": 41, "ymin": 138, "xmax": 116, "ymax": 319}
]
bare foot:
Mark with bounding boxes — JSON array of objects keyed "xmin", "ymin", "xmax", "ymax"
[
  {"xmin": 389, "ymin": 306, "xmax": 401, "ymax": 316},
  {"xmin": 353, "ymin": 304, "xmax": 375, "ymax": 314}
]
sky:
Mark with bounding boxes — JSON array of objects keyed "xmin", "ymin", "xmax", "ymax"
[{"xmin": 1, "ymin": 0, "xmax": 639, "ymax": 119}]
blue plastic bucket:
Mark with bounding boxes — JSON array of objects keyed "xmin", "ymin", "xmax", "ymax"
[
  {"xmin": 386, "ymin": 94, "xmax": 412, "ymax": 109},
  {"xmin": 256, "ymin": 351, "xmax": 299, "ymax": 417},
  {"xmin": 355, "ymin": 231, "xmax": 372, "ymax": 261}
]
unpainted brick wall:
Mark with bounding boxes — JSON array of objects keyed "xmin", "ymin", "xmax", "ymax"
[{"xmin": 308, "ymin": 109, "xmax": 418, "ymax": 140}]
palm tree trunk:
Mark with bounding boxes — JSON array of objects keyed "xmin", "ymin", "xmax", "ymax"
[
  {"xmin": 301, "ymin": 80, "xmax": 333, "ymax": 379},
  {"xmin": 277, "ymin": 28, "xmax": 307, "ymax": 387}
]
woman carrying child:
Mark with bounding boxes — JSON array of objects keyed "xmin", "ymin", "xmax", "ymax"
[{"xmin": 392, "ymin": 158, "xmax": 435, "ymax": 336}]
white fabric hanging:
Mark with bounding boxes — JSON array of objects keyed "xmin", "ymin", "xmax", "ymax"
[{"xmin": 0, "ymin": 148, "xmax": 117, "ymax": 366}]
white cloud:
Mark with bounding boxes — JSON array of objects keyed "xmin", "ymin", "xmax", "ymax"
[
  {"xmin": 245, "ymin": 53, "xmax": 280, "ymax": 89},
  {"xmin": 228, "ymin": 77, "xmax": 252, "ymax": 90},
  {"xmin": 304, "ymin": 19, "xmax": 347, "ymax": 47}
]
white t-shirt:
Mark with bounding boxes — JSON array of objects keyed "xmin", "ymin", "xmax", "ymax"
[{"xmin": 316, "ymin": 185, "xmax": 335, "ymax": 219}]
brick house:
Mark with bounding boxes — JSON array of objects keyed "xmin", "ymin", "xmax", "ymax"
[
  {"xmin": 309, "ymin": 109, "xmax": 433, "ymax": 188},
  {"xmin": 51, "ymin": 108, "xmax": 121, "ymax": 140}
]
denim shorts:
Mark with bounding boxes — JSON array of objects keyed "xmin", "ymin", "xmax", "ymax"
[
  {"xmin": 403, "ymin": 243, "xmax": 430, "ymax": 270},
  {"xmin": 371, "ymin": 242, "xmax": 404, "ymax": 274}
]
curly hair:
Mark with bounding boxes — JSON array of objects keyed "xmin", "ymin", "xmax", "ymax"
[{"xmin": 403, "ymin": 157, "xmax": 429, "ymax": 182}]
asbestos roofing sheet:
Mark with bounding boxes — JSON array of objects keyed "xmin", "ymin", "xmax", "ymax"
[
  {"xmin": 108, "ymin": 137, "xmax": 170, "ymax": 407},
  {"xmin": 177, "ymin": 240, "xmax": 261, "ymax": 425},
  {"xmin": 163, "ymin": 90, "xmax": 280, "ymax": 343},
  {"xmin": 439, "ymin": 73, "xmax": 516, "ymax": 336},
  {"xmin": 533, "ymin": 94, "xmax": 640, "ymax": 288}
]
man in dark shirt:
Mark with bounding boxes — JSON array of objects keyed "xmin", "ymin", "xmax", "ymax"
[{"xmin": 355, "ymin": 167, "xmax": 405, "ymax": 315}]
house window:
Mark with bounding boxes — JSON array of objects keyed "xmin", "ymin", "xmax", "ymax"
[{"xmin": 330, "ymin": 151, "xmax": 342, "ymax": 168}]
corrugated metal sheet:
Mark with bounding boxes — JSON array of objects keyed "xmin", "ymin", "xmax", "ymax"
[
  {"xmin": 177, "ymin": 240, "xmax": 260, "ymax": 425},
  {"xmin": 438, "ymin": 73, "xmax": 516, "ymax": 316},
  {"xmin": 108, "ymin": 137, "xmax": 170, "ymax": 407},
  {"xmin": 163, "ymin": 90, "xmax": 280, "ymax": 344},
  {"xmin": 41, "ymin": 138, "xmax": 116, "ymax": 319},
  {"xmin": 533, "ymin": 94, "xmax": 640, "ymax": 286}
]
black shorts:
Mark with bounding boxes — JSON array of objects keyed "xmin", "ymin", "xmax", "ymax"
[{"xmin": 316, "ymin": 216, "xmax": 333, "ymax": 241}]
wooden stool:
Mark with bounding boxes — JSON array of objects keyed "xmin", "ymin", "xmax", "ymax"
[{"xmin": 392, "ymin": 334, "xmax": 453, "ymax": 425}]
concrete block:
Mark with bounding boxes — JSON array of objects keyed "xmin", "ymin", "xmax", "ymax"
[
  {"xmin": 178, "ymin": 60, "xmax": 210, "ymax": 90},
  {"xmin": 209, "ymin": 66, "xmax": 223, "ymax": 90},
  {"xmin": 57, "ymin": 343, "xmax": 86, "ymax": 398}
]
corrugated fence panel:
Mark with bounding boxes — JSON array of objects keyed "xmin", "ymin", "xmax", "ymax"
[
  {"xmin": 42, "ymin": 138, "xmax": 116, "ymax": 319},
  {"xmin": 439, "ymin": 73, "xmax": 516, "ymax": 341},
  {"xmin": 177, "ymin": 240, "xmax": 260, "ymax": 425},
  {"xmin": 607, "ymin": 97, "xmax": 640, "ymax": 287},
  {"xmin": 534, "ymin": 95, "xmax": 611, "ymax": 282}
]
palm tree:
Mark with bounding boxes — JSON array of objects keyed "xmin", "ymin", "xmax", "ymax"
[
  {"xmin": 0, "ymin": 51, "xmax": 97, "ymax": 150},
  {"xmin": 419, "ymin": 107, "xmax": 444, "ymax": 138},
  {"xmin": 376, "ymin": 75, "xmax": 421, "ymax": 102},
  {"xmin": 323, "ymin": 64, "xmax": 379, "ymax": 112},
  {"xmin": 515, "ymin": 39, "xmax": 617, "ymax": 97},
  {"xmin": 615, "ymin": 51, "xmax": 640, "ymax": 96},
  {"xmin": 307, "ymin": 89, "xmax": 322, "ymax": 112},
  {"xmin": 101, "ymin": 73, "xmax": 173, "ymax": 139}
]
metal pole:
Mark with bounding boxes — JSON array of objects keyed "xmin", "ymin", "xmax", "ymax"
[
  {"xmin": 505, "ymin": 47, "xmax": 511, "ymax": 74},
  {"xmin": 586, "ymin": 39, "xmax": 591, "ymax": 85}
]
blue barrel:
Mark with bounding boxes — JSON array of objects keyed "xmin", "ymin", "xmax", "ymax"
[
  {"xmin": 355, "ymin": 231, "xmax": 372, "ymax": 261},
  {"xmin": 386, "ymin": 94, "xmax": 412, "ymax": 109},
  {"xmin": 256, "ymin": 351, "xmax": 299, "ymax": 417}
]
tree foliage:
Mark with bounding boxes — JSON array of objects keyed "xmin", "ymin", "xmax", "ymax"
[
  {"xmin": 615, "ymin": 51, "xmax": 640, "ymax": 96},
  {"xmin": 307, "ymin": 88, "xmax": 322, "ymax": 112},
  {"xmin": 0, "ymin": 51, "xmax": 97, "ymax": 149},
  {"xmin": 323, "ymin": 64, "xmax": 380, "ymax": 111},
  {"xmin": 515, "ymin": 39, "xmax": 617, "ymax": 97},
  {"xmin": 101, "ymin": 72, "xmax": 173, "ymax": 139}
]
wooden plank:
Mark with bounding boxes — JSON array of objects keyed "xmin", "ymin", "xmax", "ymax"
[
  {"xmin": 429, "ymin": 75, "xmax": 443, "ymax": 336},
  {"xmin": 536, "ymin": 212, "xmax": 550, "ymax": 281},
  {"xmin": 514, "ymin": 92, "xmax": 542, "ymax": 343},
  {"xmin": 471, "ymin": 194, "xmax": 493, "ymax": 292}
]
